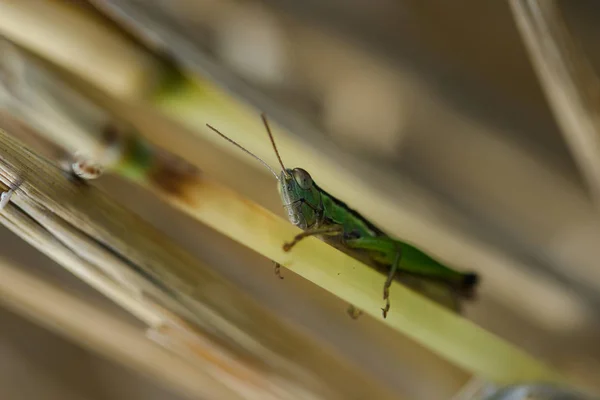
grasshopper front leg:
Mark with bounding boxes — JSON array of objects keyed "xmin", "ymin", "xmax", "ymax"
[
  {"xmin": 283, "ymin": 225, "xmax": 344, "ymax": 252},
  {"xmin": 277, "ymin": 225, "xmax": 343, "ymax": 279}
]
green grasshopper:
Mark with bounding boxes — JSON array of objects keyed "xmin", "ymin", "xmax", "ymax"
[{"xmin": 206, "ymin": 115, "xmax": 479, "ymax": 318}]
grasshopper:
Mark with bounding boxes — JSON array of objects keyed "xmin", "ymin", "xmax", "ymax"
[{"xmin": 207, "ymin": 115, "xmax": 479, "ymax": 318}]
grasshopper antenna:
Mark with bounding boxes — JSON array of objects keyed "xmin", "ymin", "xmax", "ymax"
[
  {"xmin": 205, "ymin": 123, "xmax": 281, "ymax": 181},
  {"xmin": 261, "ymin": 113, "xmax": 291, "ymax": 179}
]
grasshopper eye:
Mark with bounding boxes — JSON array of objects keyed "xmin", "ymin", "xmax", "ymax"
[{"xmin": 293, "ymin": 168, "xmax": 313, "ymax": 190}]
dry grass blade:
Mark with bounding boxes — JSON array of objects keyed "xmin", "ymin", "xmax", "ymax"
[
  {"xmin": 509, "ymin": 0, "xmax": 600, "ymax": 205},
  {"xmin": 0, "ymin": 195, "xmax": 161, "ymax": 326},
  {"xmin": 0, "ymin": 123, "xmax": 401, "ymax": 400},
  {"xmin": 0, "ymin": 36, "xmax": 110, "ymax": 157},
  {"xmin": 0, "ymin": 0, "xmax": 163, "ymax": 99},
  {"xmin": 0, "ymin": 257, "xmax": 242, "ymax": 400}
]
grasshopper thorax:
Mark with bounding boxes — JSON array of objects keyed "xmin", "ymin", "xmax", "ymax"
[{"xmin": 278, "ymin": 168, "xmax": 320, "ymax": 229}]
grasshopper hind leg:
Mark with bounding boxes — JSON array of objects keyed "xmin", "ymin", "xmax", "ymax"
[
  {"xmin": 382, "ymin": 247, "xmax": 402, "ymax": 318},
  {"xmin": 344, "ymin": 236, "xmax": 403, "ymax": 319}
]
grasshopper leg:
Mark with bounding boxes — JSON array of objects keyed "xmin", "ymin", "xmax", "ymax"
[
  {"xmin": 273, "ymin": 261, "xmax": 284, "ymax": 279},
  {"xmin": 344, "ymin": 236, "xmax": 403, "ymax": 319},
  {"xmin": 382, "ymin": 248, "xmax": 402, "ymax": 318},
  {"xmin": 347, "ymin": 304, "xmax": 363, "ymax": 319},
  {"xmin": 279, "ymin": 225, "xmax": 342, "ymax": 284},
  {"xmin": 283, "ymin": 225, "xmax": 343, "ymax": 252}
]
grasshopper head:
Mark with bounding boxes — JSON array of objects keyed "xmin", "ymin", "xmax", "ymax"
[
  {"xmin": 278, "ymin": 168, "xmax": 320, "ymax": 229},
  {"xmin": 205, "ymin": 115, "xmax": 322, "ymax": 229}
]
